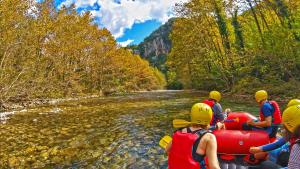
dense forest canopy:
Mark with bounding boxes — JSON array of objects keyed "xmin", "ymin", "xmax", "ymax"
[
  {"xmin": 168, "ymin": 0, "xmax": 300, "ymax": 96},
  {"xmin": 0, "ymin": 0, "xmax": 166, "ymax": 106},
  {"xmin": 1, "ymin": 0, "xmax": 299, "ymax": 106}
]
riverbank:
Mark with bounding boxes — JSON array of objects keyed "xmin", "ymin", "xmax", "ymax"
[
  {"xmin": 0, "ymin": 90, "xmax": 293, "ymax": 112},
  {"xmin": 0, "ymin": 95, "xmax": 101, "ymax": 112},
  {"xmin": 0, "ymin": 90, "xmax": 186, "ymax": 111}
]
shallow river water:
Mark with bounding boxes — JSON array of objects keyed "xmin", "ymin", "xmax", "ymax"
[{"xmin": 0, "ymin": 91, "xmax": 259, "ymax": 169}]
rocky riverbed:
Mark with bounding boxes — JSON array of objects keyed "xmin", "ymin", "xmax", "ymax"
[{"xmin": 0, "ymin": 91, "xmax": 258, "ymax": 168}]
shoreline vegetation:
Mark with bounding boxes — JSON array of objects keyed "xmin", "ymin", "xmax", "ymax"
[
  {"xmin": 0, "ymin": 0, "xmax": 166, "ymax": 111},
  {"xmin": 167, "ymin": 0, "xmax": 300, "ymax": 96},
  {"xmin": 0, "ymin": 89, "xmax": 292, "ymax": 112},
  {"xmin": 1, "ymin": 0, "xmax": 299, "ymax": 112}
]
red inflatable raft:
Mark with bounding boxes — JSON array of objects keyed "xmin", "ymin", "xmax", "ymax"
[
  {"xmin": 213, "ymin": 112, "xmax": 271, "ymax": 155},
  {"xmin": 213, "ymin": 130, "xmax": 270, "ymax": 155},
  {"xmin": 224, "ymin": 112, "xmax": 257, "ymax": 130},
  {"xmin": 167, "ymin": 112, "xmax": 274, "ymax": 168}
]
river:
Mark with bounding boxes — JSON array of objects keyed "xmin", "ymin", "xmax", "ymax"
[{"xmin": 0, "ymin": 91, "xmax": 259, "ymax": 169}]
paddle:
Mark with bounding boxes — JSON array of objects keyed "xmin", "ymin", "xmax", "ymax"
[
  {"xmin": 225, "ymin": 118, "xmax": 239, "ymax": 123},
  {"xmin": 173, "ymin": 118, "xmax": 239, "ymax": 128},
  {"xmin": 159, "ymin": 135, "xmax": 172, "ymax": 149},
  {"xmin": 173, "ymin": 119, "xmax": 194, "ymax": 128}
]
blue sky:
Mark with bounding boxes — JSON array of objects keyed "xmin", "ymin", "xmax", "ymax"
[
  {"xmin": 116, "ymin": 20, "xmax": 161, "ymax": 45},
  {"xmin": 54, "ymin": 0, "xmax": 187, "ymax": 46}
]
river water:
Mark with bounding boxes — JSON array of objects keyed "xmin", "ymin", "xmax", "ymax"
[{"xmin": 0, "ymin": 91, "xmax": 259, "ymax": 169}]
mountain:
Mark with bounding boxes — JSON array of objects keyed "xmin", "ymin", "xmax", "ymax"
[{"xmin": 129, "ymin": 18, "xmax": 174, "ymax": 73}]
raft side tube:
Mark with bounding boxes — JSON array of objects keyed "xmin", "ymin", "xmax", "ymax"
[
  {"xmin": 213, "ymin": 130, "xmax": 270, "ymax": 155},
  {"xmin": 225, "ymin": 112, "xmax": 257, "ymax": 130}
]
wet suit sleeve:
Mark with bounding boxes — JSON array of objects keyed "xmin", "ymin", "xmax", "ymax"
[
  {"xmin": 261, "ymin": 137, "xmax": 287, "ymax": 152},
  {"xmin": 213, "ymin": 103, "xmax": 224, "ymax": 122}
]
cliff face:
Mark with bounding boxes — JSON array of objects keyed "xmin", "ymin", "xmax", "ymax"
[
  {"xmin": 133, "ymin": 18, "xmax": 174, "ymax": 72},
  {"xmin": 142, "ymin": 37, "xmax": 170, "ymax": 57},
  {"xmin": 138, "ymin": 18, "xmax": 173, "ymax": 58}
]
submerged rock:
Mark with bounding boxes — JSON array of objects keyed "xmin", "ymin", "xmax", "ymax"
[
  {"xmin": 8, "ymin": 156, "xmax": 20, "ymax": 168},
  {"xmin": 0, "ymin": 91, "xmax": 222, "ymax": 168}
]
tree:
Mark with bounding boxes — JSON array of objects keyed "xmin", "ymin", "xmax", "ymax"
[
  {"xmin": 168, "ymin": 0, "xmax": 300, "ymax": 95},
  {"xmin": 0, "ymin": 0, "xmax": 166, "ymax": 107}
]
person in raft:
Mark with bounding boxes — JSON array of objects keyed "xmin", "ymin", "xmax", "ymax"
[
  {"xmin": 203, "ymin": 91, "xmax": 225, "ymax": 130},
  {"xmin": 242, "ymin": 90, "xmax": 282, "ymax": 138},
  {"xmin": 249, "ymin": 99, "xmax": 300, "ymax": 167},
  {"xmin": 165, "ymin": 103, "xmax": 220, "ymax": 169},
  {"xmin": 250, "ymin": 103, "xmax": 300, "ymax": 169}
]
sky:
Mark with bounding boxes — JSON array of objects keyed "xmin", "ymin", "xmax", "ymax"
[{"xmin": 54, "ymin": 0, "xmax": 188, "ymax": 47}]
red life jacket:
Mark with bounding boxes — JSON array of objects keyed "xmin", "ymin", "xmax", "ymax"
[
  {"xmin": 203, "ymin": 99, "xmax": 215, "ymax": 125},
  {"xmin": 259, "ymin": 101, "xmax": 282, "ymax": 125},
  {"xmin": 289, "ymin": 137, "xmax": 299, "ymax": 151},
  {"xmin": 203, "ymin": 99, "xmax": 215, "ymax": 108},
  {"xmin": 169, "ymin": 129, "xmax": 209, "ymax": 169}
]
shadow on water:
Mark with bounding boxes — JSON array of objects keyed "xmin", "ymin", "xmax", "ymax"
[{"xmin": 0, "ymin": 91, "xmax": 259, "ymax": 169}]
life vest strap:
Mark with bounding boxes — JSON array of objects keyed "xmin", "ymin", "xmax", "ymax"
[
  {"xmin": 192, "ymin": 129, "xmax": 210, "ymax": 166},
  {"xmin": 186, "ymin": 127, "xmax": 205, "ymax": 134}
]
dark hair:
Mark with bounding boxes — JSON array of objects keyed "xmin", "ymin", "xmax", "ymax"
[
  {"xmin": 284, "ymin": 125, "xmax": 300, "ymax": 141},
  {"xmin": 294, "ymin": 126, "xmax": 300, "ymax": 138}
]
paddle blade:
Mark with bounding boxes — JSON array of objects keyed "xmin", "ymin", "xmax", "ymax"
[
  {"xmin": 224, "ymin": 118, "xmax": 239, "ymax": 123},
  {"xmin": 159, "ymin": 135, "xmax": 172, "ymax": 149},
  {"xmin": 173, "ymin": 119, "xmax": 191, "ymax": 128}
]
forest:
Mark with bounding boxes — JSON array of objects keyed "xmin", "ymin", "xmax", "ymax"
[
  {"xmin": 168, "ymin": 0, "xmax": 300, "ymax": 97},
  {"xmin": 0, "ymin": 0, "xmax": 166, "ymax": 107},
  {"xmin": 1, "ymin": 0, "xmax": 299, "ymax": 108}
]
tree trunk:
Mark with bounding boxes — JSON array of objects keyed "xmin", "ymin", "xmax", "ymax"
[{"xmin": 246, "ymin": 0, "xmax": 265, "ymax": 44}]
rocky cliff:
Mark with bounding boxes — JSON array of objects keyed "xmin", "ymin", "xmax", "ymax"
[{"xmin": 130, "ymin": 18, "xmax": 174, "ymax": 73}]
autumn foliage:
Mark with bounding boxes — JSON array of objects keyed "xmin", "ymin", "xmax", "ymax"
[
  {"xmin": 0, "ymin": 0, "xmax": 166, "ymax": 105},
  {"xmin": 168, "ymin": 0, "xmax": 300, "ymax": 96}
]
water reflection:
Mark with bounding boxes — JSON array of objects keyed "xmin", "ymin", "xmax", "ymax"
[{"xmin": 0, "ymin": 111, "xmax": 15, "ymax": 124}]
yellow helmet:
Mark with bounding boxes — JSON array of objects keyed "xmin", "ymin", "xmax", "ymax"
[
  {"xmin": 209, "ymin": 91, "xmax": 221, "ymax": 102},
  {"xmin": 282, "ymin": 105, "xmax": 300, "ymax": 133},
  {"xmin": 191, "ymin": 103, "xmax": 213, "ymax": 125},
  {"xmin": 255, "ymin": 90, "xmax": 268, "ymax": 103},
  {"xmin": 287, "ymin": 99, "xmax": 300, "ymax": 108}
]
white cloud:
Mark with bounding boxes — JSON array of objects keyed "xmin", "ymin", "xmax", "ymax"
[
  {"xmin": 27, "ymin": 0, "xmax": 39, "ymax": 17},
  {"xmin": 58, "ymin": 0, "xmax": 188, "ymax": 38},
  {"xmin": 59, "ymin": 0, "xmax": 98, "ymax": 8},
  {"xmin": 118, "ymin": 39, "xmax": 134, "ymax": 47}
]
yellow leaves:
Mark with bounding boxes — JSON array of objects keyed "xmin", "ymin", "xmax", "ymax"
[
  {"xmin": 169, "ymin": 0, "xmax": 300, "ymax": 91},
  {"xmin": 103, "ymin": 48, "xmax": 166, "ymax": 91},
  {"xmin": 0, "ymin": 0, "xmax": 164, "ymax": 101}
]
